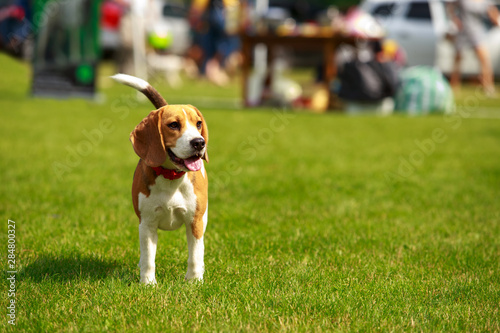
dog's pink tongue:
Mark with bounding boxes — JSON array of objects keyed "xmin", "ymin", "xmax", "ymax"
[{"xmin": 184, "ymin": 157, "xmax": 202, "ymax": 171}]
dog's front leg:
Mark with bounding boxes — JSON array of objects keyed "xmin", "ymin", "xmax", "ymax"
[
  {"xmin": 139, "ymin": 222, "xmax": 158, "ymax": 284},
  {"xmin": 185, "ymin": 225, "xmax": 204, "ymax": 281}
]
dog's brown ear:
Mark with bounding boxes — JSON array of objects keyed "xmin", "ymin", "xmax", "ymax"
[
  {"xmin": 192, "ymin": 105, "xmax": 209, "ymax": 163},
  {"xmin": 130, "ymin": 109, "xmax": 166, "ymax": 167}
]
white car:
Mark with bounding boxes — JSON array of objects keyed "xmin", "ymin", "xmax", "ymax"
[{"xmin": 360, "ymin": 0, "xmax": 500, "ymax": 76}]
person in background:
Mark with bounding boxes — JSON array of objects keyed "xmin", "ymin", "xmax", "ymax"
[
  {"xmin": 0, "ymin": 0, "xmax": 31, "ymax": 58},
  {"xmin": 188, "ymin": 0, "xmax": 242, "ymax": 86},
  {"xmin": 447, "ymin": 0, "xmax": 500, "ymax": 96}
]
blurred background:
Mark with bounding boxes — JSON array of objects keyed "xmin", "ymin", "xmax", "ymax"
[{"xmin": 1, "ymin": 0, "xmax": 500, "ymax": 113}]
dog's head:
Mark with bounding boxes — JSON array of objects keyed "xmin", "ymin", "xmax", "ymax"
[{"xmin": 130, "ymin": 105, "xmax": 208, "ymax": 171}]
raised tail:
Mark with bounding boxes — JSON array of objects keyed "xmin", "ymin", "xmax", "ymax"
[{"xmin": 111, "ymin": 74, "xmax": 167, "ymax": 109}]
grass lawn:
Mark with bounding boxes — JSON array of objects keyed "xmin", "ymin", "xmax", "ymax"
[{"xmin": 1, "ymin": 53, "xmax": 499, "ymax": 332}]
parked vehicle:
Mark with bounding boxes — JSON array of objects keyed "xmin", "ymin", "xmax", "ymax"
[
  {"xmin": 360, "ymin": 0, "xmax": 500, "ymax": 77},
  {"xmin": 361, "ymin": 0, "xmax": 447, "ymax": 67}
]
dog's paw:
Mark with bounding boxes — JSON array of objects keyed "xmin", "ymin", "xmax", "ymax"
[
  {"xmin": 140, "ymin": 275, "xmax": 157, "ymax": 285},
  {"xmin": 185, "ymin": 272, "xmax": 203, "ymax": 282}
]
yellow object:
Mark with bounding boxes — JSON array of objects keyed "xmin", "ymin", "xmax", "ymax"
[
  {"xmin": 383, "ymin": 39, "xmax": 398, "ymax": 58},
  {"xmin": 310, "ymin": 85, "xmax": 329, "ymax": 112}
]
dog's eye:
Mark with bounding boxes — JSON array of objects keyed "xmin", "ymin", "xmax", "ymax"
[
  {"xmin": 196, "ymin": 121, "xmax": 202, "ymax": 130},
  {"xmin": 168, "ymin": 122, "xmax": 180, "ymax": 130}
]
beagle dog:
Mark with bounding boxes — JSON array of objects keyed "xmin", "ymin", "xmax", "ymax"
[{"xmin": 112, "ymin": 74, "xmax": 209, "ymax": 284}]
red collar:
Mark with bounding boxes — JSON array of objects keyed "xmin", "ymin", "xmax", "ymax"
[{"xmin": 151, "ymin": 166, "xmax": 186, "ymax": 180}]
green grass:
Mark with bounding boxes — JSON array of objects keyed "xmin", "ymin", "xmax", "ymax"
[{"xmin": 1, "ymin": 53, "xmax": 499, "ymax": 332}]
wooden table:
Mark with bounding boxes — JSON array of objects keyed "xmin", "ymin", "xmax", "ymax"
[{"xmin": 240, "ymin": 33, "xmax": 348, "ymax": 108}]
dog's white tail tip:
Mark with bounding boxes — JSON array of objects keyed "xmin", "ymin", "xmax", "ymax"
[{"xmin": 111, "ymin": 73, "xmax": 150, "ymax": 91}]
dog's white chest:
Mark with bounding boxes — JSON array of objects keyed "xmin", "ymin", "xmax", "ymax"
[{"xmin": 138, "ymin": 176, "xmax": 196, "ymax": 230}]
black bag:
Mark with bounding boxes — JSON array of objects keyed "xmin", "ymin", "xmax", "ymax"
[{"xmin": 338, "ymin": 60, "xmax": 400, "ymax": 102}]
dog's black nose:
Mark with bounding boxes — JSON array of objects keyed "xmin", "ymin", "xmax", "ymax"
[{"xmin": 190, "ymin": 138, "xmax": 205, "ymax": 151}]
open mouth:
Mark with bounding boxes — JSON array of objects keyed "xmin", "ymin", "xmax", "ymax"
[{"xmin": 167, "ymin": 149, "xmax": 203, "ymax": 172}]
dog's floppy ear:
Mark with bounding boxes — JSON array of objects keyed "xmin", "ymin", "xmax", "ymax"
[
  {"xmin": 192, "ymin": 105, "xmax": 209, "ymax": 163},
  {"xmin": 130, "ymin": 109, "xmax": 166, "ymax": 167}
]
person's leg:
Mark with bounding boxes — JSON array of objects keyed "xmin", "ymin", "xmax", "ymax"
[
  {"xmin": 195, "ymin": 25, "xmax": 217, "ymax": 75},
  {"xmin": 450, "ymin": 49, "xmax": 462, "ymax": 90},
  {"xmin": 219, "ymin": 34, "xmax": 241, "ymax": 74},
  {"xmin": 204, "ymin": 7, "xmax": 230, "ymax": 86},
  {"xmin": 475, "ymin": 44, "xmax": 495, "ymax": 95}
]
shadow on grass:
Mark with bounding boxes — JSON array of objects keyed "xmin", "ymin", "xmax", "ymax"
[{"xmin": 19, "ymin": 252, "xmax": 121, "ymax": 283}]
